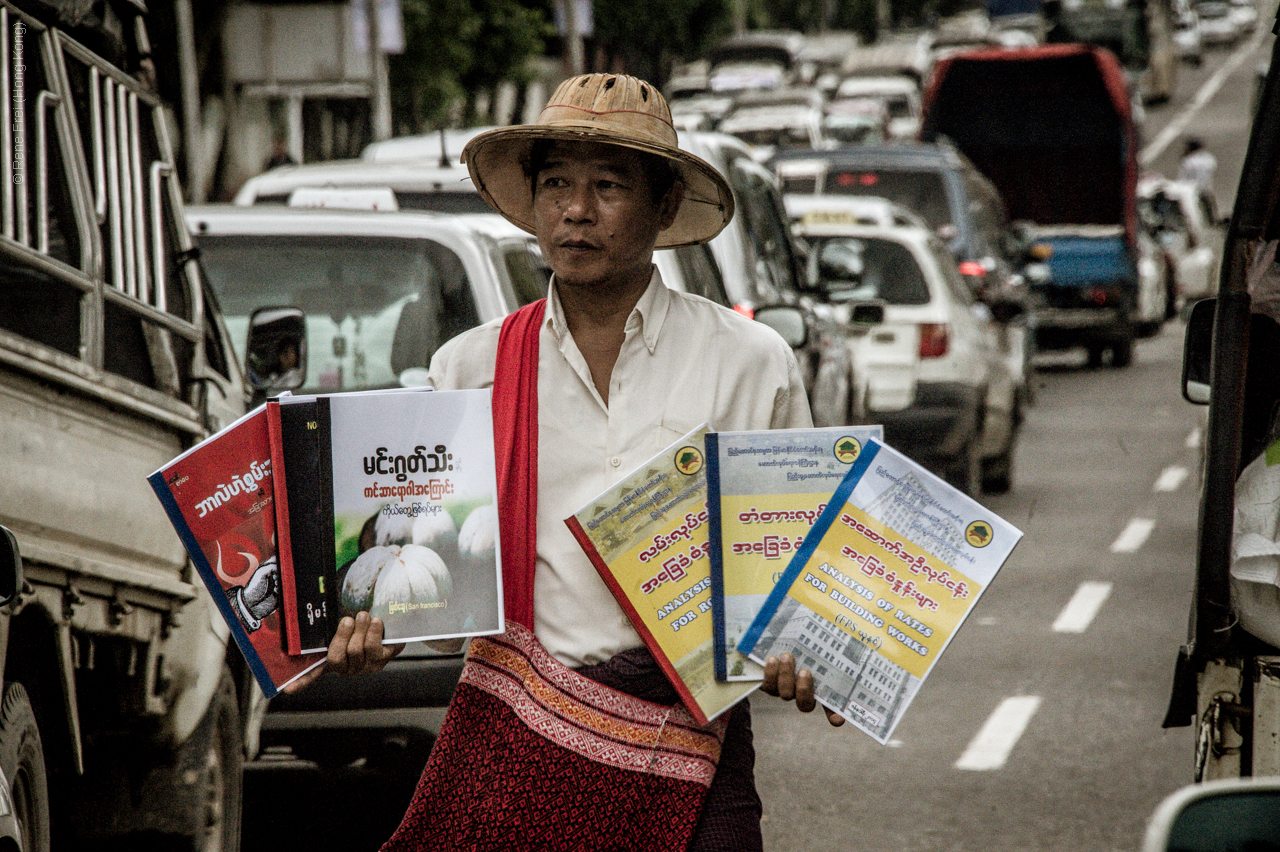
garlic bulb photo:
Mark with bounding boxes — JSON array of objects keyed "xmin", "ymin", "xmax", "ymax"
[
  {"xmin": 411, "ymin": 509, "xmax": 458, "ymax": 556},
  {"xmin": 372, "ymin": 544, "xmax": 454, "ymax": 612},
  {"xmin": 458, "ymin": 503, "xmax": 497, "ymax": 566},
  {"xmin": 373, "ymin": 510, "xmax": 414, "ymax": 546}
]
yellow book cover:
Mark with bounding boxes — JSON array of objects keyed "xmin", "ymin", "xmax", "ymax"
[
  {"xmin": 738, "ymin": 439, "xmax": 1021, "ymax": 743},
  {"xmin": 565, "ymin": 424, "xmax": 757, "ymax": 726},
  {"xmin": 706, "ymin": 426, "xmax": 883, "ymax": 682}
]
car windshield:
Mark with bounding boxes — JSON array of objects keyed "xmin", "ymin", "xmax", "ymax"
[
  {"xmin": 805, "ymin": 235, "xmax": 930, "ymax": 304},
  {"xmin": 199, "ymin": 233, "xmax": 481, "ymax": 392},
  {"xmin": 821, "ymin": 167, "xmax": 951, "ymax": 231}
]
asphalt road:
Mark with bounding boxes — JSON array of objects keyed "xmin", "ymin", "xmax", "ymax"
[{"xmin": 240, "ymin": 22, "xmax": 1272, "ymax": 852}]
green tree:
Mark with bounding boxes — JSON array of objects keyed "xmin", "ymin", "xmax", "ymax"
[
  {"xmin": 389, "ymin": 0, "xmax": 552, "ymax": 133},
  {"xmin": 592, "ymin": 0, "xmax": 733, "ymax": 89}
]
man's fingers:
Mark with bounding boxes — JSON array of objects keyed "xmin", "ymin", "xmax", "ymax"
[
  {"xmin": 826, "ymin": 709, "xmax": 846, "ymax": 727},
  {"xmin": 774, "ymin": 654, "xmax": 797, "ymax": 701},
  {"xmin": 281, "ymin": 662, "xmax": 326, "ymax": 694},
  {"xmin": 761, "ymin": 655, "xmax": 781, "ymax": 695},
  {"xmin": 794, "ymin": 668, "xmax": 817, "ymax": 713}
]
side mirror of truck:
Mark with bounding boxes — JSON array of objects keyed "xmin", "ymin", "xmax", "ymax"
[
  {"xmin": 1182, "ymin": 298, "xmax": 1214, "ymax": 404},
  {"xmin": 0, "ymin": 525, "xmax": 23, "ymax": 606},
  {"xmin": 245, "ymin": 307, "xmax": 307, "ymax": 393},
  {"xmin": 1141, "ymin": 777, "xmax": 1280, "ymax": 852}
]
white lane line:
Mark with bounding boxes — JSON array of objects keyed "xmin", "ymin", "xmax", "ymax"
[
  {"xmin": 1110, "ymin": 517, "xmax": 1156, "ymax": 553},
  {"xmin": 1187, "ymin": 427, "xmax": 1202, "ymax": 449},
  {"xmin": 955, "ymin": 696, "xmax": 1042, "ymax": 771},
  {"xmin": 1154, "ymin": 465, "xmax": 1189, "ymax": 492},
  {"xmin": 1140, "ymin": 24, "xmax": 1270, "ymax": 166},
  {"xmin": 1053, "ymin": 581, "xmax": 1113, "ymax": 633}
]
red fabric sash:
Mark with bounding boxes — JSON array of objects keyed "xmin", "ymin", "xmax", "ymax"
[
  {"xmin": 491, "ymin": 299, "xmax": 545, "ymax": 628},
  {"xmin": 379, "ymin": 302, "xmax": 724, "ymax": 852}
]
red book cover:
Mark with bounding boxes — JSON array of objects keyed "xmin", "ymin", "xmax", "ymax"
[{"xmin": 148, "ymin": 405, "xmax": 324, "ymax": 698}]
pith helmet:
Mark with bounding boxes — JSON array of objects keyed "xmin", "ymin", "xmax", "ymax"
[{"xmin": 461, "ymin": 73, "xmax": 735, "ymax": 248}]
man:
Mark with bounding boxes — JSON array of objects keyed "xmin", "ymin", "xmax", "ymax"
[
  {"xmin": 1178, "ymin": 137, "xmax": 1218, "ymax": 211},
  {"xmin": 290, "ymin": 73, "xmax": 841, "ymax": 850}
]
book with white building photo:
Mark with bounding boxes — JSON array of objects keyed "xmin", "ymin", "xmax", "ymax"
[{"xmin": 737, "ymin": 439, "xmax": 1021, "ymax": 743}]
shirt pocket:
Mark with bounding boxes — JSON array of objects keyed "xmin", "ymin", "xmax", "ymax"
[{"xmin": 654, "ymin": 414, "xmax": 705, "ymax": 454}]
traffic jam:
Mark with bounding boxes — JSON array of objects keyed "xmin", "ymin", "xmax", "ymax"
[{"xmin": 0, "ymin": 0, "xmax": 1277, "ymax": 849}]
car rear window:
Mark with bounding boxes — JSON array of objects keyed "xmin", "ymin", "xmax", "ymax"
[
  {"xmin": 821, "ymin": 167, "xmax": 952, "ymax": 231},
  {"xmin": 806, "ymin": 235, "xmax": 930, "ymax": 305},
  {"xmin": 198, "ymin": 233, "xmax": 480, "ymax": 392}
]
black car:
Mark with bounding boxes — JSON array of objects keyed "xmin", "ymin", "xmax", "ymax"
[{"xmin": 768, "ymin": 142, "xmax": 1027, "ymax": 306}]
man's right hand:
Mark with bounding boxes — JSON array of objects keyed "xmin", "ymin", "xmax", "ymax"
[{"xmin": 281, "ymin": 611, "xmax": 405, "ymax": 694}]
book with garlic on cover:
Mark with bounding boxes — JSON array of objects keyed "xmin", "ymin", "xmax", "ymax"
[
  {"xmin": 737, "ymin": 438, "xmax": 1021, "ymax": 745},
  {"xmin": 147, "ymin": 404, "xmax": 324, "ymax": 699},
  {"xmin": 271, "ymin": 387, "xmax": 504, "ymax": 649},
  {"xmin": 565, "ymin": 424, "xmax": 757, "ymax": 728}
]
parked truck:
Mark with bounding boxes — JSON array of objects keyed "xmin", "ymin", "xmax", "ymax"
[
  {"xmin": 1168, "ymin": 26, "xmax": 1280, "ymax": 783},
  {"xmin": 0, "ymin": 1, "xmax": 254, "ymax": 849},
  {"xmin": 920, "ymin": 43, "xmax": 1163, "ymax": 368}
]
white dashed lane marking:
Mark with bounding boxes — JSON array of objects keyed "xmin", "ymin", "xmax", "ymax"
[
  {"xmin": 1110, "ymin": 518, "xmax": 1155, "ymax": 553},
  {"xmin": 954, "ymin": 696, "xmax": 1042, "ymax": 771},
  {"xmin": 1053, "ymin": 581, "xmax": 1113, "ymax": 633},
  {"xmin": 1154, "ymin": 466, "xmax": 1189, "ymax": 492}
]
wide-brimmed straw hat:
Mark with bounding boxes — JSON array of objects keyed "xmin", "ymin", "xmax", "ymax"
[{"xmin": 461, "ymin": 73, "xmax": 734, "ymax": 248}]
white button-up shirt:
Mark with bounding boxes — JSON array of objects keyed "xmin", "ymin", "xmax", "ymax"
[{"xmin": 428, "ymin": 267, "xmax": 813, "ymax": 667}]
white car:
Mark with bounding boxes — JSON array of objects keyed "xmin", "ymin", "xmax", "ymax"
[
  {"xmin": 718, "ymin": 100, "xmax": 828, "ymax": 161},
  {"xmin": 1139, "ymin": 176, "xmax": 1224, "ymax": 304},
  {"xmin": 233, "ymin": 158, "xmax": 493, "ymax": 214},
  {"xmin": 1194, "ymin": 0, "xmax": 1241, "ymax": 44},
  {"xmin": 832, "ymin": 74, "xmax": 923, "ymax": 141},
  {"xmin": 1227, "ymin": 0, "xmax": 1259, "ymax": 34},
  {"xmin": 359, "ymin": 127, "xmax": 498, "ymax": 163},
  {"xmin": 791, "ymin": 215, "xmax": 1024, "ymax": 494},
  {"xmin": 183, "ymin": 203, "xmax": 550, "ymax": 766}
]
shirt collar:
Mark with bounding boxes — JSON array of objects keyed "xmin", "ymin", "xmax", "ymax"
[{"xmin": 546, "ymin": 265, "xmax": 670, "ymax": 355}]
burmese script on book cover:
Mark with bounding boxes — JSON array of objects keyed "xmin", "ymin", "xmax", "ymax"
[
  {"xmin": 565, "ymin": 424, "xmax": 757, "ymax": 727},
  {"xmin": 738, "ymin": 439, "xmax": 1021, "ymax": 744},
  {"xmin": 148, "ymin": 405, "xmax": 324, "ymax": 698}
]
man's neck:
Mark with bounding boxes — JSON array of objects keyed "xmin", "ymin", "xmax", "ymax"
[{"xmin": 555, "ymin": 266, "xmax": 653, "ymax": 405}]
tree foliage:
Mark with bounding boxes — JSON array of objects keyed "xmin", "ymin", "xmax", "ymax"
[
  {"xmin": 592, "ymin": 0, "xmax": 733, "ymax": 88},
  {"xmin": 389, "ymin": 0, "xmax": 552, "ymax": 133}
]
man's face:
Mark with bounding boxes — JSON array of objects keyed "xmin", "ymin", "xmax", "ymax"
[{"xmin": 531, "ymin": 141, "xmax": 681, "ymax": 292}]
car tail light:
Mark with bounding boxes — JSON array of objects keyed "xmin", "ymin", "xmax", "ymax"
[
  {"xmin": 958, "ymin": 260, "xmax": 986, "ymax": 278},
  {"xmin": 734, "ymin": 304, "xmax": 755, "ymax": 319},
  {"xmin": 919, "ymin": 323, "xmax": 949, "ymax": 358}
]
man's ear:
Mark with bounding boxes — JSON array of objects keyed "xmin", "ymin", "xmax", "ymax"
[{"xmin": 658, "ymin": 180, "xmax": 685, "ymax": 231}]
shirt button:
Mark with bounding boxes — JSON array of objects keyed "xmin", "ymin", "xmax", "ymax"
[{"xmin": 610, "ymin": 457, "xmax": 621, "ymax": 468}]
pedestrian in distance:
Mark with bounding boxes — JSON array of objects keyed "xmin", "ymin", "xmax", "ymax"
[
  {"xmin": 1178, "ymin": 137, "xmax": 1219, "ymax": 216},
  {"xmin": 285, "ymin": 72, "xmax": 844, "ymax": 851}
]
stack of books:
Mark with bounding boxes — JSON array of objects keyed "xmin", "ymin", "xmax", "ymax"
[{"xmin": 148, "ymin": 389, "xmax": 504, "ymax": 698}]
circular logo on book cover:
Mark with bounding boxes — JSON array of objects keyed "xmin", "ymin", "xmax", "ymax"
[
  {"xmin": 833, "ymin": 436, "xmax": 863, "ymax": 464},
  {"xmin": 674, "ymin": 446, "xmax": 703, "ymax": 475},
  {"xmin": 965, "ymin": 521, "xmax": 994, "ymax": 548}
]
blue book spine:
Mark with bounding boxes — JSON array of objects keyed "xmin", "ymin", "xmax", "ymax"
[
  {"xmin": 704, "ymin": 432, "xmax": 728, "ymax": 682},
  {"xmin": 736, "ymin": 440, "xmax": 881, "ymax": 658}
]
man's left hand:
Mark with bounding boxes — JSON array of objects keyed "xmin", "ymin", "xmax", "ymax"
[{"xmin": 761, "ymin": 653, "xmax": 845, "ymax": 727}]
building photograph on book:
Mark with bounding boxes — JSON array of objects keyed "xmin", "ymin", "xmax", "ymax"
[
  {"xmin": 706, "ymin": 425, "xmax": 884, "ymax": 683},
  {"xmin": 738, "ymin": 439, "xmax": 1022, "ymax": 744},
  {"xmin": 271, "ymin": 388, "xmax": 504, "ymax": 649},
  {"xmin": 566, "ymin": 424, "xmax": 758, "ymax": 727},
  {"xmin": 147, "ymin": 405, "xmax": 325, "ymax": 699}
]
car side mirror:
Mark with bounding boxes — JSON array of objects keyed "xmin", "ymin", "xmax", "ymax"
[
  {"xmin": 1141, "ymin": 777, "xmax": 1280, "ymax": 852},
  {"xmin": 1182, "ymin": 298, "xmax": 1214, "ymax": 404},
  {"xmin": 0, "ymin": 525, "xmax": 23, "ymax": 606},
  {"xmin": 754, "ymin": 304, "xmax": 809, "ymax": 349},
  {"xmin": 246, "ymin": 306, "xmax": 308, "ymax": 393}
]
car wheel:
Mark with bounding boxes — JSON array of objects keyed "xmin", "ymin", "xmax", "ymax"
[
  {"xmin": 944, "ymin": 433, "xmax": 982, "ymax": 497},
  {"xmin": 1111, "ymin": 337, "xmax": 1134, "ymax": 368},
  {"xmin": 0, "ymin": 682, "xmax": 51, "ymax": 852},
  {"xmin": 981, "ymin": 406, "xmax": 1020, "ymax": 495},
  {"xmin": 177, "ymin": 668, "xmax": 243, "ymax": 852}
]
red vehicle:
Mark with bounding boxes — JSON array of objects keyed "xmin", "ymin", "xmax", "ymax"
[{"xmin": 919, "ymin": 44, "xmax": 1168, "ymax": 367}]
